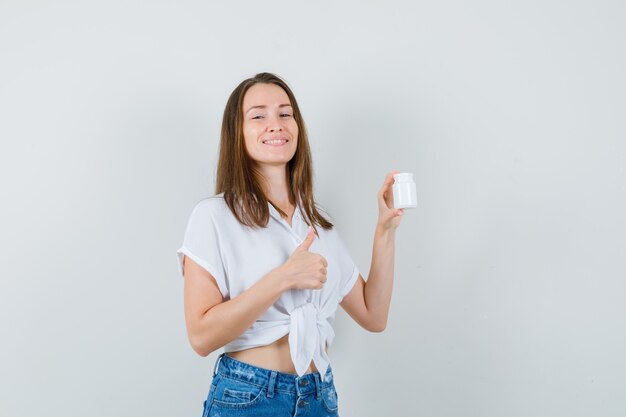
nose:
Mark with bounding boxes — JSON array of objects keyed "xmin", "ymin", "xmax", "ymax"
[{"xmin": 266, "ymin": 114, "xmax": 283, "ymax": 132}]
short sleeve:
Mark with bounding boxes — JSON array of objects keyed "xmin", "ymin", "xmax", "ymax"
[
  {"xmin": 176, "ymin": 200, "xmax": 229, "ymax": 299},
  {"xmin": 334, "ymin": 228, "xmax": 360, "ymax": 303}
]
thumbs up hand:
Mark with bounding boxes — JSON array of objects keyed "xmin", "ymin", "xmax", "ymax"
[
  {"xmin": 294, "ymin": 224, "xmax": 316, "ymax": 252},
  {"xmin": 277, "ymin": 226, "xmax": 328, "ymax": 290}
]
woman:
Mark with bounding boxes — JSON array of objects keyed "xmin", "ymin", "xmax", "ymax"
[{"xmin": 176, "ymin": 72, "xmax": 403, "ymax": 416}]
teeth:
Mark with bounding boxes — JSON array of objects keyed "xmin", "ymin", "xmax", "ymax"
[{"xmin": 264, "ymin": 139, "xmax": 287, "ymax": 145}]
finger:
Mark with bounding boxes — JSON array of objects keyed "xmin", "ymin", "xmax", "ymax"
[
  {"xmin": 296, "ymin": 226, "xmax": 315, "ymax": 252},
  {"xmin": 387, "ymin": 170, "xmax": 400, "ymax": 182},
  {"xmin": 385, "ymin": 170, "xmax": 400, "ymax": 184},
  {"xmin": 379, "ymin": 170, "xmax": 399, "ymax": 196},
  {"xmin": 388, "ymin": 206, "xmax": 404, "ymax": 216},
  {"xmin": 380, "ymin": 206, "xmax": 402, "ymax": 222}
]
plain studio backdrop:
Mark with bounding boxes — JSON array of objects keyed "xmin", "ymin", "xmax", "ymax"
[{"xmin": 1, "ymin": 1, "xmax": 625, "ymax": 416}]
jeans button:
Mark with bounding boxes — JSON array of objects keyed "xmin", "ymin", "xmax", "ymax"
[
  {"xmin": 298, "ymin": 399, "xmax": 306, "ymax": 407},
  {"xmin": 299, "ymin": 379, "xmax": 308, "ymax": 386}
]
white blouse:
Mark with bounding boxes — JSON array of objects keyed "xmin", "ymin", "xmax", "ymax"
[{"xmin": 176, "ymin": 193, "xmax": 360, "ymax": 381}]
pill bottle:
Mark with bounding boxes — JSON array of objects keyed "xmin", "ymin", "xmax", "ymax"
[{"xmin": 392, "ymin": 173, "xmax": 417, "ymax": 209}]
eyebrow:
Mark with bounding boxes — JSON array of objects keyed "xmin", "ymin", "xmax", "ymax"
[{"xmin": 245, "ymin": 104, "xmax": 293, "ymax": 114}]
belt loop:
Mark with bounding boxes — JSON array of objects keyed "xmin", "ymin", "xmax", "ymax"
[
  {"xmin": 213, "ymin": 352, "xmax": 224, "ymax": 377},
  {"xmin": 314, "ymin": 373, "xmax": 322, "ymax": 400},
  {"xmin": 267, "ymin": 371, "xmax": 277, "ymax": 398}
]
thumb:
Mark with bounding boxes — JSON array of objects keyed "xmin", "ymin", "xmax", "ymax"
[{"xmin": 296, "ymin": 226, "xmax": 315, "ymax": 252}]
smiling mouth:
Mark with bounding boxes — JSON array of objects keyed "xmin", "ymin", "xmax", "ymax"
[{"xmin": 262, "ymin": 139, "xmax": 289, "ymax": 146}]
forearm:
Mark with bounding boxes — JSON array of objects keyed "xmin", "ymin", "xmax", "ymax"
[
  {"xmin": 364, "ymin": 225, "xmax": 396, "ymax": 330},
  {"xmin": 191, "ymin": 269, "xmax": 290, "ymax": 356}
]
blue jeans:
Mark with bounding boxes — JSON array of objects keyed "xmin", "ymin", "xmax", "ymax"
[{"xmin": 201, "ymin": 352, "xmax": 340, "ymax": 416}]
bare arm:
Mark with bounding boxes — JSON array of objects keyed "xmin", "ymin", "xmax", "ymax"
[
  {"xmin": 183, "ymin": 226, "xmax": 327, "ymax": 356},
  {"xmin": 340, "ymin": 171, "xmax": 404, "ymax": 332},
  {"xmin": 340, "ymin": 226, "xmax": 396, "ymax": 332}
]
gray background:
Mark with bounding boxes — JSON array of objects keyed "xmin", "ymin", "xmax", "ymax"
[{"xmin": 1, "ymin": 1, "xmax": 625, "ymax": 416}]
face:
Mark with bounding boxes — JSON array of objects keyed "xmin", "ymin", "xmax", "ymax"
[{"xmin": 241, "ymin": 83, "xmax": 298, "ymax": 168}]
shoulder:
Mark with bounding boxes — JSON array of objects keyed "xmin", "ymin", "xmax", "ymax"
[{"xmin": 189, "ymin": 193, "xmax": 229, "ymax": 221}]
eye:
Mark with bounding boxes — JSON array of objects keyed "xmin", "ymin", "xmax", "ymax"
[
  {"xmin": 252, "ymin": 115, "xmax": 263, "ymax": 119},
  {"xmin": 281, "ymin": 114, "xmax": 293, "ymax": 117}
]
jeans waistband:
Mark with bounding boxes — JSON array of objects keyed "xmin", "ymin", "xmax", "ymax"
[{"xmin": 213, "ymin": 352, "xmax": 334, "ymax": 397}]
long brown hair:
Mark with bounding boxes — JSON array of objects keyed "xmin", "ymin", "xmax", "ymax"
[{"xmin": 215, "ymin": 72, "xmax": 333, "ymax": 234}]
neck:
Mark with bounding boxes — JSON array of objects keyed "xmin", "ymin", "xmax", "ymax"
[{"xmin": 258, "ymin": 163, "xmax": 292, "ymax": 206}]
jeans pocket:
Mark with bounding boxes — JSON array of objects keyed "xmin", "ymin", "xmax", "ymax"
[
  {"xmin": 223, "ymin": 388, "xmax": 252, "ymax": 401},
  {"xmin": 321, "ymin": 384, "xmax": 339, "ymax": 413},
  {"xmin": 212, "ymin": 376, "xmax": 266, "ymax": 409}
]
